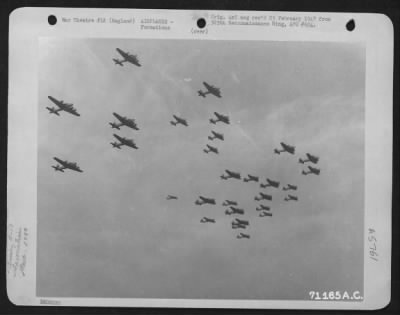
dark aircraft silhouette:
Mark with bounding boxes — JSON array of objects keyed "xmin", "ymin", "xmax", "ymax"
[
  {"xmin": 170, "ymin": 115, "xmax": 188, "ymax": 126},
  {"xmin": 302, "ymin": 166, "xmax": 321, "ymax": 175},
  {"xmin": 198, "ymin": 81, "xmax": 221, "ymax": 98},
  {"xmin": 112, "ymin": 134, "xmax": 138, "ymax": 149},
  {"xmin": 203, "ymin": 144, "xmax": 219, "ymax": 154},
  {"xmin": 284, "ymin": 194, "xmax": 298, "ymax": 201},
  {"xmin": 232, "ymin": 218, "xmax": 249, "ymax": 229},
  {"xmin": 256, "ymin": 204, "xmax": 270, "ymax": 211},
  {"xmin": 225, "ymin": 206, "xmax": 245, "ymax": 215},
  {"xmin": 299, "ymin": 153, "xmax": 319, "ymax": 164},
  {"xmin": 200, "ymin": 217, "xmax": 216, "ymax": 223},
  {"xmin": 255, "ymin": 192, "xmax": 272, "ymax": 201},
  {"xmin": 208, "ymin": 131, "xmax": 224, "ymax": 141},
  {"xmin": 109, "ymin": 112, "xmax": 139, "ymax": 130},
  {"xmin": 220, "ymin": 169, "xmax": 241, "ymax": 180},
  {"xmin": 274, "ymin": 142, "xmax": 295, "ymax": 155},
  {"xmin": 52, "ymin": 157, "xmax": 83, "ymax": 173},
  {"xmin": 195, "ymin": 196, "xmax": 216, "ymax": 205},
  {"xmin": 260, "ymin": 178, "xmax": 280, "ymax": 188},
  {"xmin": 259, "ymin": 211, "xmax": 273, "ymax": 217},
  {"xmin": 47, "ymin": 96, "xmax": 80, "ymax": 117},
  {"xmin": 283, "ymin": 184, "xmax": 298, "ymax": 191},
  {"xmin": 210, "ymin": 112, "xmax": 230, "ymax": 125},
  {"xmin": 114, "ymin": 48, "xmax": 141, "ymax": 67},
  {"xmin": 166, "ymin": 195, "xmax": 178, "ymax": 200},
  {"xmin": 112, "ymin": 58, "xmax": 124, "ymax": 66},
  {"xmin": 243, "ymin": 174, "xmax": 259, "ymax": 183},
  {"xmin": 237, "ymin": 233, "xmax": 250, "ymax": 239},
  {"xmin": 222, "ymin": 200, "xmax": 238, "ymax": 206}
]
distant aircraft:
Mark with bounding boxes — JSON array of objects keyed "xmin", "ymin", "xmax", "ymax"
[
  {"xmin": 52, "ymin": 157, "xmax": 83, "ymax": 173},
  {"xmin": 198, "ymin": 81, "xmax": 222, "ymax": 98},
  {"xmin": 299, "ymin": 153, "xmax": 319, "ymax": 164},
  {"xmin": 208, "ymin": 131, "xmax": 224, "ymax": 141},
  {"xmin": 232, "ymin": 218, "xmax": 249, "ymax": 229},
  {"xmin": 220, "ymin": 169, "xmax": 241, "ymax": 180},
  {"xmin": 112, "ymin": 58, "xmax": 124, "ymax": 66},
  {"xmin": 255, "ymin": 192, "xmax": 272, "ymax": 201},
  {"xmin": 200, "ymin": 217, "xmax": 216, "ymax": 223},
  {"xmin": 283, "ymin": 184, "xmax": 298, "ymax": 191},
  {"xmin": 210, "ymin": 112, "xmax": 230, "ymax": 125},
  {"xmin": 259, "ymin": 211, "xmax": 273, "ymax": 217},
  {"xmin": 237, "ymin": 233, "xmax": 250, "ymax": 239},
  {"xmin": 166, "ymin": 195, "xmax": 178, "ymax": 200},
  {"xmin": 225, "ymin": 206, "xmax": 245, "ymax": 215},
  {"xmin": 222, "ymin": 200, "xmax": 238, "ymax": 206},
  {"xmin": 256, "ymin": 204, "xmax": 270, "ymax": 211},
  {"xmin": 112, "ymin": 134, "xmax": 138, "ymax": 149},
  {"xmin": 284, "ymin": 194, "xmax": 298, "ymax": 201},
  {"xmin": 203, "ymin": 144, "xmax": 219, "ymax": 154},
  {"xmin": 170, "ymin": 115, "xmax": 188, "ymax": 126},
  {"xmin": 114, "ymin": 48, "xmax": 141, "ymax": 67},
  {"xmin": 195, "ymin": 196, "xmax": 216, "ymax": 205},
  {"xmin": 243, "ymin": 174, "xmax": 259, "ymax": 183},
  {"xmin": 274, "ymin": 142, "xmax": 295, "ymax": 155},
  {"xmin": 302, "ymin": 166, "xmax": 321, "ymax": 175},
  {"xmin": 47, "ymin": 96, "xmax": 80, "ymax": 117},
  {"xmin": 109, "ymin": 112, "xmax": 139, "ymax": 130},
  {"xmin": 260, "ymin": 178, "xmax": 280, "ymax": 188}
]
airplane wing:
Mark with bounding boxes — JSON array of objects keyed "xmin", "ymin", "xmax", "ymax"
[
  {"xmin": 53, "ymin": 157, "xmax": 66, "ymax": 166},
  {"xmin": 113, "ymin": 134, "xmax": 124, "ymax": 142},
  {"xmin": 113, "ymin": 112, "xmax": 124, "ymax": 123},
  {"xmin": 116, "ymin": 48, "xmax": 129, "ymax": 59},
  {"xmin": 48, "ymin": 96, "xmax": 63, "ymax": 108}
]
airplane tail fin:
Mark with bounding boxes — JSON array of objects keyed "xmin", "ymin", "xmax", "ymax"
[
  {"xmin": 203, "ymin": 149, "xmax": 209, "ymax": 154},
  {"xmin": 208, "ymin": 136, "xmax": 214, "ymax": 141},
  {"xmin": 274, "ymin": 149, "xmax": 280, "ymax": 154},
  {"xmin": 299, "ymin": 158, "xmax": 305, "ymax": 164},
  {"xmin": 302, "ymin": 170, "xmax": 307, "ymax": 175},
  {"xmin": 46, "ymin": 107, "xmax": 59, "ymax": 116},
  {"xmin": 209, "ymin": 119, "xmax": 216, "ymax": 124},
  {"xmin": 170, "ymin": 121, "xmax": 177, "ymax": 126},
  {"xmin": 109, "ymin": 122, "xmax": 120, "ymax": 130}
]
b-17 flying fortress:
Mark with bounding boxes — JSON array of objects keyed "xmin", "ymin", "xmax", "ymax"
[{"xmin": 47, "ymin": 47, "xmax": 322, "ymax": 241}]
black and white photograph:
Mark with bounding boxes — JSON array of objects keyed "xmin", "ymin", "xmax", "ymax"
[
  {"xmin": 6, "ymin": 8, "xmax": 393, "ymax": 309},
  {"xmin": 37, "ymin": 38, "xmax": 365, "ymax": 300}
]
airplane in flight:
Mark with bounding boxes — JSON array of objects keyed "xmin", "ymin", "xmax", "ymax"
[
  {"xmin": 111, "ymin": 134, "xmax": 138, "ymax": 149},
  {"xmin": 198, "ymin": 81, "xmax": 222, "ymax": 98},
  {"xmin": 222, "ymin": 200, "xmax": 238, "ymax": 206},
  {"xmin": 260, "ymin": 178, "xmax": 280, "ymax": 188},
  {"xmin": 225, "ymin": 206, "xmax": 245, "ymax": 215},
  {"xmin": 299, "ymin": 153, "xmax": 319, "ymax": 164},
  {"xmin": 195, "ymin": 196, "xmax": 216, "ymax": 205},
  {"xmin": 200, "ymin": 217, "xmax": 216, "ymax": 223},
  {"xmin": 237, "ymin": 233, "xmax": 250, "ymax": 239},
  {"xmin": 302, "ymin": 166, "xmax": 321, "ymax": 175},
  {"xmin": 52, "ymin": 157, "xmax": 83, "ymax": 173},
  {"xmin": 232, "ymin": 218, "xmax": 249, "ymax": 229},
  {"xmin": 208, "ymin": 131, "xmax": 224, "ymax": 141},
  {"xmin": 46, "ymin": 96, "xmax": 80, "ymax": 117},
  {"xmin": 255, "ymin": 192, "xmax": 272, "ymax": 201},
  {"xmin": 259, "ymin": 211, "xmax": 273, "ymax": 217},
  {"xmin": 114, "ymin": 48, "xmax": 141, "ymax": 67},
  {"xmin": 282, "ymin": 184, "xmax": 298, "ymax": 191},
  {"xmin": 203, "ymin": 144, "xmax": 219, "ymax": 154},
  {"xmin": 170, "ymin": 114, "xmax": 188, "ymax": 126},
  {"xmin": 256, "ymin": 204, "xmax": 270, "ymax": 211},
  {"xmin": 243, "ymin": 174, "xmax": 259, "ymax": 183},
  {"xmin": 109, "ymin": 112, "xmax": 139, "ymax": 130},
  {"xmin": 274, "ymin": 142, "xmax": 295, "ymax": 155},
  {"xmin": 284, "ymin": 194, "xmax": 298, "ymax": 201},
  {"xmin": 220, "ymin": 169, "xmax": 241, "ymax": 180},
  {"xmin": 210, "ymin": 112, "xmax": 230, "ymax": 125},
  {"xmin": 166, "ymin": 195, "xmax": 178, "ymax": 200}
]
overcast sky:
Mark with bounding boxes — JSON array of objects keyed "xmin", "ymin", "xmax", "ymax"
[{"xmin": 37, "ymin": 38, "xmax": 365, "ymax": 299}]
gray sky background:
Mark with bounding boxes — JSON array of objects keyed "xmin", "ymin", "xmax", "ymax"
[{"xmin": 37, "ymin": 39, "xmax": 365, "ymax": 299}]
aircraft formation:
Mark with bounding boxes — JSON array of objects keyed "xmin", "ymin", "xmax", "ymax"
[{"xmin": 47, "ymin": 47, "xmax": 321, "ymax": 240}]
